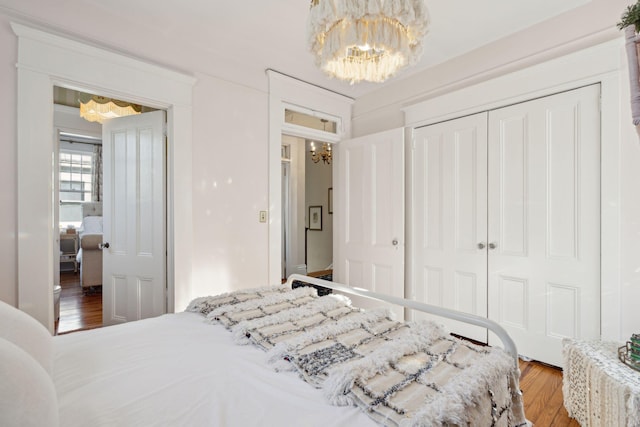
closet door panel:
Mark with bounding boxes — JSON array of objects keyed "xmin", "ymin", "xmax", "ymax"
[
  {"xmin": 488, "ymin": 84, "xmax": 601, "ymax": 366},
  {"xmin": 412, "ymin": 113, "xmax": 488, "ymax": 343},
  {"xmin": 497, "ymin": 115, "xmax": 528, "ymax": 256},
  {"xmin": 547, "ymin": 104, "xmax": 580, "ymax": 259},
  {"xmin": 454, "ymin": 128, "xmax": 482, "ymax": 251}
]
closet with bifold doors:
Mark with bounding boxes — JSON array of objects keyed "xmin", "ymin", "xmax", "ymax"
[{"xmin": 409, "ymin": 84, "xmax": 601, "ymax": 366}]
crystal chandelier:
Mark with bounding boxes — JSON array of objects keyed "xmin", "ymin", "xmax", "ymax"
[
  {"xmin": 78, "ymin": 94, "xmax": 141, "ymax": 124},
  {"xmin": 310, "ymin": 141, "xmax": 332, "ymax": 165},
  {"xmin": 307, "ymin": 0, "xmax": 429, "ymax": 84}
]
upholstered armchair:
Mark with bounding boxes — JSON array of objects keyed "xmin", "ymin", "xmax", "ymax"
[
  {"xmin": 77, "ymin": 211, "xmax": 103, "ymax": 293},
  {"xmin": 79, "ymin": 233, "xmax": 102, "ymax": 291}
]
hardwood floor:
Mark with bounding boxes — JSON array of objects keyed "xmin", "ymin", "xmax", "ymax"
[
  {"xmin": 56, "ymin": 270, "xmax": 102, "ymax": 335},
  {"xmin": 55, "ymin": 271, "xmax": 578, "ymax": 426},
  {"xmin": 519, "ymin": 359, "xmax": 579, "ymax": 426}
]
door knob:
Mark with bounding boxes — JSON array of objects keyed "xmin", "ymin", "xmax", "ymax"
[
  {"xmin": 488, "ymin": 242, "xmax": 497, "ymax": 250},
  {"xmin": 477, "ymin": 242, "xmax": 486, "ymax": 249},
  {"xmin": 392, "ymin": 238, "xmax": 399, "ymax": 246},
  {"xmin": 99, "ymin": 242, "xmax": 110, "ymax": 250}
]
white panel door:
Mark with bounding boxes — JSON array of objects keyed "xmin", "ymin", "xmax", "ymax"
[
  {"xmin": 487, "ymin": 85, "xmax": 601, "ymax": 366},
  {"xmin": 102, "ymin": 110, "xmax": 167, "ymax": 326},
  {"xmin": 335, "ymin": 129, "xmax": 404, "ymax": 319},
  {"xmin": 411, "ymin": 113, "xmax": 489, "ymax": 342}
]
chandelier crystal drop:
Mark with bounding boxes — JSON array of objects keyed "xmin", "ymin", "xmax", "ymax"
[{"xmin": 307, "ymin": 0, "xmax": 429, "ymax": 84}]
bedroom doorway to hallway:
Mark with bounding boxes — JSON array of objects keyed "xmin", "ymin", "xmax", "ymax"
[
  {"xmin": 280, "ymin": 109, "xmax": 339, "ymax": 282},
  {"xmin": 281, "ymin": 133, "xmax": 333, "ymax": 281}
]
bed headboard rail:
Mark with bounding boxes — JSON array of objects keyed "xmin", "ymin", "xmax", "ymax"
[{"xmin": 285, "ymin": 273, "xmax": 519, "ymax": 367}]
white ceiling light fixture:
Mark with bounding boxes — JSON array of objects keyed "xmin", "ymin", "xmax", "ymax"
[
  {"xmin": 78, "ymin": 93, "xmax": 141, "ymax": 124},
  {"xmin": 307, "ymin": 0, "xmax": 429, "ymax": 84}
]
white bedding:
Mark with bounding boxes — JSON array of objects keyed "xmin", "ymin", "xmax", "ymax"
[{"xmin": 53, "ymin": 312, "xmax": 376, "ymax": 427}]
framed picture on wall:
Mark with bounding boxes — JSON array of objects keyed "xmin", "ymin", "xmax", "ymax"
[
  {"xmin": 328, "ymin": 188, "xmax": 333, "ymax": 214},
  {"xmin": 309, "ymin": 206, "xmax": 323, "ymax": 230}
]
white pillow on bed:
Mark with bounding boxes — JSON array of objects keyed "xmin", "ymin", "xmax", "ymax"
[
  {"xmin": 0, "ymin": 300, "xmax": 53, "ymax": 375},
  {"xmin": 0, "ymin": 338, "xmax": 59, "ymax": 427}
]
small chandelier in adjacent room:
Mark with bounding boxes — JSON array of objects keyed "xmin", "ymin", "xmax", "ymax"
[
  {"xmin": 307, "ymin": 0, "xmax": 429, "ymax": 84},
  {"xmin": 78, "ymin": 93, "xmax": 142, "ymax": 124},
  {"xmin": 310, "ymin": 141, "xmax": 332, "ymax": 164}
]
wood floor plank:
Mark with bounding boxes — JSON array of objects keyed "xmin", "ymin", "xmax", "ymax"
[
  {"xmin": 57, "ymin": 271, "xmax": 102, "ymax": 335},
  {"xmin": 519, "ymin": 360, "xmax": 579, "ymax": 427}
]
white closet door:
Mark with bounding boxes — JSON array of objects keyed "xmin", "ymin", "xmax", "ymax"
[
  {"xmin": 487, "ymin": 84, "xmax": 601, "ymax": 366},
  {"xmin": 335, "ymin": 129, "xmax": 404, "ymax": 319},
  {"xmin": 411, "ymin": 113, "xmax": 489, "ymax": 342}
]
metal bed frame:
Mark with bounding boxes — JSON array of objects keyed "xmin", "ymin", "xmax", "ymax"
[{"xmin": 285, "ymin": 274, "xmax": 519, "ymax": 368}]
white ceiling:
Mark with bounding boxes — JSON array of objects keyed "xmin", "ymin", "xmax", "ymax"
[{"xmin": 0, "ymin": 0, "xmax": 591, "ymax": 98}]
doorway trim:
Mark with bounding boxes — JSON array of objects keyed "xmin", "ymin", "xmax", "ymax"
[
  {"xmin": 12, "ymin": 22, "xmax": 196, "ymax": 332},
  {"xmin": 267, "ymin": 70, "xmax": 353, "ymax": 284}
]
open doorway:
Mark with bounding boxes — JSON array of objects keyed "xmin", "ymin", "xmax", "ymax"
[
  {"xmin": 280, "ymin": 110, "xmax": 337, "ymax": 282},
  {"xmin": 14, "ymin": 23, "xmax": 195, "ymax": 334},
  {"xmin": 56, "ymin": 129, "xmax": 102, "ymax": 334},
  {"xmin": 53, "ymin": 87, "xmax": 162, "ymax": 334},
  {"xmin": 304, "ymin": 138, "xmax": 333, "ymax": 275},
  {"xmin": 281, "ymin": 136, "xmax": 333, "ymax": 281}
]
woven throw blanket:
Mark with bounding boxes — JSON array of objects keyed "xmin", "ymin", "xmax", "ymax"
[
  {"xmin": 187, "ymin": 287, "xmax": 527, "ymax": 427},
  {"xmin": 563, "ymin": 339, "xmax": 640, "ymax": 427},
  {"xmin": 185, "ymin": 284, "xmax": 290, "ymax": 316},
  {"xmin": 322, "ymin": 324, "xmax": 526, "ymax": 427},
  {"xmin": 268, "ymin": 308, "xmax": 408, "ymax": 387},
  {"xmin": 232, "ymin": 294, "xmax": 357, "ymax": 350},
  {"xmin": 208, "ymin": 286, "xmax": 318, "ymax": 329}
]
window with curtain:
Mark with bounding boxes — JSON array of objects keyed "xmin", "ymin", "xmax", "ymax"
[{"xmin": 59, "ymin": 149, "xmax": 93, "ymax": 228}]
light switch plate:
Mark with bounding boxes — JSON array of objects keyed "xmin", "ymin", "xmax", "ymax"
[{"xmin": 259, "ymin": 211, "xmax": 267, "ymax": 223}]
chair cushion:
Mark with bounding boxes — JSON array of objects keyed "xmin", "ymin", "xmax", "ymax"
[{"xmin": 80, "ymin": 233, "xmax": 103, "ymax": 250}]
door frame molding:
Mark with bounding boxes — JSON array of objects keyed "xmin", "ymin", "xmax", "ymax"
[
  {"xmin": 403, "ymin": 38, "xmax": 624, "ymax": 341},
  {"xmin": 267, "ymin": 70, "xmax": 353, "ymax": 284},
  {"xmin": 12, "ymin": 22, "xmax": 195, "ymax": 332}
]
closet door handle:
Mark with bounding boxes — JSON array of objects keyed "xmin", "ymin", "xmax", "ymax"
[
  {"xmin": 477, "ymin": 242, "xmax": 486, "ymax": 250},
  {"xmin": 488, "ymin": 242, "xmax": 497, "ymax": 250},
  {"xmin": 99, "ymin": 242, "xmax": 110, "ymax": 250}
]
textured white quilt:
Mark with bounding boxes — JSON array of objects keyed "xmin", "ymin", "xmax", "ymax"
[{"xmin": 190, "ymin": 285, "xmax": 527, "ymax": 427}]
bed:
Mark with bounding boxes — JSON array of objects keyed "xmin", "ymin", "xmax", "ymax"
[{"xmin": 0, "ymin": 274, "xmax": 528, "ymax": 427}]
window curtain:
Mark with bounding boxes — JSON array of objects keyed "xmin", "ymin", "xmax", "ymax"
[{"xmin": 92, "ymin": 145, "xmax": 103, "ymax": 201}]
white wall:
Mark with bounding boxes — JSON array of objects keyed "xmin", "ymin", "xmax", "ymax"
[
  {"xmin": 0, "ymin": 15, "xmax": 17, "ymax": 306},
  {"xmin": 189, "ymin": 73, "xmax": 270, "ymax": 299},
  {"xmin": 352, "ymin": 0, "xmax": 629, "ymax": 137},
  {"xmin": 0, "ymin": 15, "xmax": 274, "ymax": 312}
]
